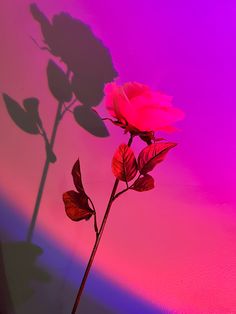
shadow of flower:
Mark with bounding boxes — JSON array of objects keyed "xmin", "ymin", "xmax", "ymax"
[{"xmin": 30, "ymin": 3, "xmax": 118, "ymax": 107}]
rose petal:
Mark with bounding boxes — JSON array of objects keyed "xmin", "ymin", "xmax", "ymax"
[
  {"xmin": 104, "ymin": 82, "xmax": 185, "ymax": 133},
  {"xmin": 123, "ymin": 82, "xmax": 150, "ymax": 100},
  {"xmin": 142, "ymin": 108, "xmax": 184, "ymax": 131}
]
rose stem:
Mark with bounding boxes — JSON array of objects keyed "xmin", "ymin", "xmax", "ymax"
[
  {"xmin": 26, "ymin": 70, "xmax": 70, "ymax": 243},
  {"xmin": 71, "ymin": 135, "xmax": 134, "ymax": 314}
]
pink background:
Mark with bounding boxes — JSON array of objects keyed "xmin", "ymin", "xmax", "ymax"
[{"xmin": 0, "ymin": 0, "xmax": 236, "ymax": 313}]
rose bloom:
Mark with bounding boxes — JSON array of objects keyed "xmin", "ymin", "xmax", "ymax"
[{"xmin": 104, "ymin": 82, "xmax": 184, "ymax": 133}]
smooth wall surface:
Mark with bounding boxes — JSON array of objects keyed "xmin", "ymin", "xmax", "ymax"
[{"xmin": 0, "ymin": 1, "xmax": 236, "ymax": 313}]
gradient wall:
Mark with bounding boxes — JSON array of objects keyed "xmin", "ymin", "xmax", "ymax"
[{"xmin": 0, "ymin": 0, "xmax": 235, "ymax": 313}]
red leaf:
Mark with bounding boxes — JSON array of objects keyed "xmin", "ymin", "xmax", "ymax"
[
  {"xmin": 63, "ymin": 190, "xmax": 93, "ymax": 221},
  {"xmin": 112, "ymin": 144, "xmax": 138, "ymax": 182},
  {"xmin": 131, "ymin": 174, "xmax": 155, "ymax": 192},
  {"xmin": 138, "ymin": 142, "xmax": 177, "ymax": 174},
  {"xmin": 71, "ymin": 158, "xmax": 85, "ymax": 193}
]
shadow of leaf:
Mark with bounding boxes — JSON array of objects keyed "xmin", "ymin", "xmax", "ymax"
[
  {"xmin": 1, "ymin": 241, "xmax": 50, "ymax": 306},
  {"xmin": 47, "ymin": 60, "xmax": 72, "ymax": 102},
  {"xmin": 2, "ymin": 94, "xmax": 40, "ymax": 134},
  {"xmin": 73, "ymin": 106, "xmax": 109, "ymax": 137},
  {"xmin": 23, "ymin": 97, "xmax": 43, "ymax": 128}
]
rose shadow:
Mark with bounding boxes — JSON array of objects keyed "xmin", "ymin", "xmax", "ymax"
[{"xmin": 2, "ymin": 3, "xmax": 117, "ymax": 247}]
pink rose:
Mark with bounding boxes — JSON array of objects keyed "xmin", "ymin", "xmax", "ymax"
[{"xmin": 104, "ymin": 82, "xmax": 184, "ymax": 133}]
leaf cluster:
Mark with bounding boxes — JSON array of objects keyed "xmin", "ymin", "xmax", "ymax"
[{"xmin": 112, "ymin": 141, "xmax": 177, "ymax": 193}]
